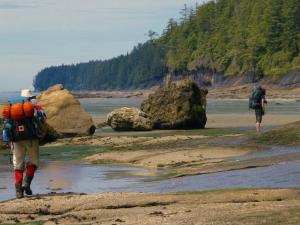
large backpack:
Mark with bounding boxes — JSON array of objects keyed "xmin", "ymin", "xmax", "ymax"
[
  {"xmin": 2, "ymin": 97, "xmax": 38, "ymax": 142},
  {"xmin": 34, "ymin": 106, "xmax": 47, "ymax": 140},
  {"xmin": 10, "ymin": 118, "xmax": 38, "ymax": 142},
  {"xmin": 249, "ymin": 87, "xmax": 263, "ymax": 109}
]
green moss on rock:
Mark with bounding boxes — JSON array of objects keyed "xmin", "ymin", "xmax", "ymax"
[{"xmin": 141, "ymin": 80, "xmax": 208, "ymax": 129}]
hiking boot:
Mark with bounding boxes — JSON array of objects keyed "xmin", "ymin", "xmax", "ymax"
[
  {"xmin": 23, "ymin": 176, "xmax": 33, "ymax": 196},
  {"xmin": 15, "ymin": 184, "xmax": 24, "ymax": 199}
]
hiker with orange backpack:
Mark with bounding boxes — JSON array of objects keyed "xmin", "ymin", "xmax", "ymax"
[{"xmin": 2, "ymin": 89, "xmax": 46, "ymax": 199}]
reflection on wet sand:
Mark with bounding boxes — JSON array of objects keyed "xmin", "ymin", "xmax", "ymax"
[
  {"xmin": 0, "ymin": 158, "xmax": 151, "ymax": 201},
  {"xmin": 39, "ymin": 162, "xmax": 76, "ymax": 191}
]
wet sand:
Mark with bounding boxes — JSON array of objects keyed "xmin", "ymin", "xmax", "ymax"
[
  {"xmin": 1, "ymin": 189, "xmax": 299, "ymax": 225},
  {"xmin": 207, "ymin": 113, "xmax": 300, "ymax": 128},
  {"xmin": 80, "ymin": 134, "xmax": 300, "ymax": 178}
]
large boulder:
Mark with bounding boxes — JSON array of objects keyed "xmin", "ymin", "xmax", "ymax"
[
  {"xmin": 0, "ymin": 117, "xmax": 3, "ymax": 146},
  {"xmin": 107, "ymin": 107, "xmax": 153, "ymax": 131},
  {"xmin": 37, "ymin": 84, "xmax": 95, "ymax": 137},
  {"xmin": 0, "ymin": 104, "xmax": 5, "ymax": 145},
  {"xmin": 141, "ymin": 80, "xmax": 208, "ymax": 129},
  {"xmin": 0, "ymin": 103, "xmax": 4, "ymax": 119}
]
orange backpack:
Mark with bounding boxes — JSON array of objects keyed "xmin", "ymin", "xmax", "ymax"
[
  {"xmin": 23, "ymin": 101, "xmax": 35, "ymax": 118},
  {"xmin": 2, "ymin": 105, "xmax": 11, "ymax": 119},
  {"xmin": 2, "ymin": 101, "xmax": 35, "ymax": 121}
]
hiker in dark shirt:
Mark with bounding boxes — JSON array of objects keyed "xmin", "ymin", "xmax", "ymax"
[{"xmin": 249, "ymin": 86, "xmax": 267, "ymax": 133}]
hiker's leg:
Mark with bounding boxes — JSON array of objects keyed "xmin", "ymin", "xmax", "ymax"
[
  {"xmin": 256, "ymin": 122, "xmax": 261, "ymax": 133},
  {"xmin": 255, "ymin": 108, "xmax": 263, "ymax": 133},
  {"xmin": 26, "ymin": 139, "xmax": 39, "ymax": 170},
  {"xmin": 24, "ymin": 140, "xmax": 39, "ymax": 195},
  {"xmin": 23, "ymin": 164, "xmax": 37, "ymax": 195},
  {"xmin": 12, "ymin": 141, "xmax": 26, "ymax": 198}
]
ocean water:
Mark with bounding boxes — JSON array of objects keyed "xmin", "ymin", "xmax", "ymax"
[
  {"xmin": 79, "ymin": 97, "xmax": 143, "ymax": 120},
  {"xmin": 1, "ymin": 147, "xmax": 300, "ymax": 201},
  {"xmin": 0, "ymin": 92, "xmax": 20, "ymax": 103}
]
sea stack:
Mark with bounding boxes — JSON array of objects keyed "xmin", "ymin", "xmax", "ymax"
[{"xmin": 141, "ymin": 80, "xmax": 208, "ymax": 129}]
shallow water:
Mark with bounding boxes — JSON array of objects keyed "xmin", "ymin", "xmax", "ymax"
[
  {"xmin": 126, "ymin": 160, "xmax": 300, "ymax": 193},
  {"xmin": 1, "ymin": 146, "xmax": 300, "ymax": 201},
  {"xmin": 0, "ymin": 159, "xmax": 158, "ymax": 201},
  {"xmin": 234, "ymin": 147, "xmax": 300, "ymax": 160},
  {"xmin": 79, "ymin": 98, "xmax": 143, "ymax": 120}
]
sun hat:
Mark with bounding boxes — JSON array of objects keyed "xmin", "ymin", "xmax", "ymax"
[{"xmin": 20, "ymin": 89, "xmax": 35, "ymax": 98}]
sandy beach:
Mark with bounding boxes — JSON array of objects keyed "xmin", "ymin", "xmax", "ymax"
[{"xmin": 1, "ymin": 189, "xmax": 299, "ymax": 225}]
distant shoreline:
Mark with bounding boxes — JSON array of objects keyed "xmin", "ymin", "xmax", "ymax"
[
  {"xmin": 1, "ymin": 84, "xmax": 299, "ymax": 101},
  {"xmin": 71, "ymin": 84, "xmax": 300, "ymax": 101},
  {"xmin": 71, "ymin": 89, "xmax": 156, "ymax": 99}
]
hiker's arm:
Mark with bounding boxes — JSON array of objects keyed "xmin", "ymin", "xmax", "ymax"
[
  {"xmin": 1, "ymin": 136, "xmax": 10, "ymax": 149},
  {"xmin": 262, "ymin": 96, "xmax": 267, "ymax": 108},
  {"xmin": 261, "ymin": 99, "xmax": 265, "ymax": 108},
  {"xmin": 2, "ymin": 120, "xmax": 12, "ymax": 149}
]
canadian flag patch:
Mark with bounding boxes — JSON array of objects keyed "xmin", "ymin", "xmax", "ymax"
[{"xmin": 17, "ymin": 125, "xmax": 25, "ymax": 132}]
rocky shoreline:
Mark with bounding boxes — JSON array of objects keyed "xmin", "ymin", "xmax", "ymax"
[
  {"xmin": 72, "ymin": 90, "xmax": 150, "ymax": 99},
  {"xmin": 68, "ymin": 84, "xmax": 300, "ymax": 100},
  {"xmin": 207, "ymin": 84, "xmax": 300, "ymax": 100},
  {"xmin": 1, "ymin": 189, "xmax": 299, "ymax": 225}
]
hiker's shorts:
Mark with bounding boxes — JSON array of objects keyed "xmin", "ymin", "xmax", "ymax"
[
  {"xmin": 11, "ymin": 139, "xmax": 39, "ymax": 171},
  {"xmin": 255, "ymin": 107, "xmax": 263, "ymax": 123}
]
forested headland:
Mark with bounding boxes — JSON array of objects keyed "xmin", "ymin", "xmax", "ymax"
[{"xmin": 34, "ymin": 0, "xmax": 300, "ymax": 91}]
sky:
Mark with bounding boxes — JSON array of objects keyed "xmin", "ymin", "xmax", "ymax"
[{"xmin": 0, "ymin": 0, "xmax": 205, "ymax": 91}]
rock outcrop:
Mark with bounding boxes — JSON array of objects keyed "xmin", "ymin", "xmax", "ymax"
[
  {"xmin": 0, "ymin": 118, "xmax": 3, "ymax": 146},
  {"xmin": 0, "ymin": 103, "xmax": 4, "ymax": 119},
  {"xmin": 141, "ymin": 80, "xmax": 208, "ymax": 129},
  {"xmin": 107, "ymin": 107, "xmax": 153, "ymax": 131},
  {"xmin": 37, "ymin": 84, "xmax": 95, "ymax": 137}
]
